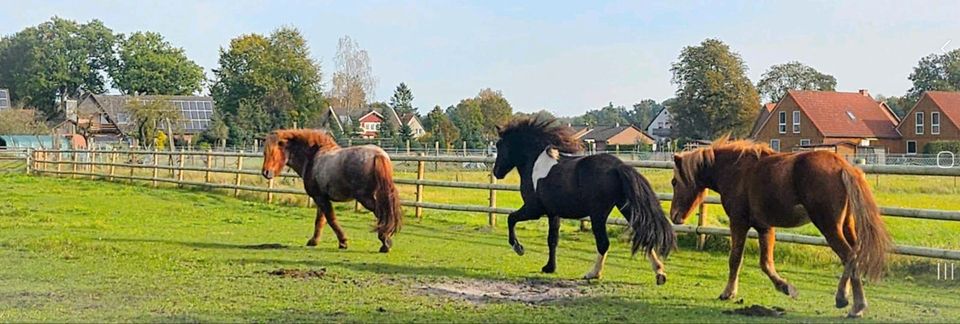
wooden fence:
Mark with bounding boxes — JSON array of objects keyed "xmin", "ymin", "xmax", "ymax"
[{"xmin": 23, "ymin": 148, "xmax": 960, "ymax": 261}]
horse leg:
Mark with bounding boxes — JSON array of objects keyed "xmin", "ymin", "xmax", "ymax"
[
  {"xmin": 357, "ymin": 196, "xmax": 392, "ymax": 253},
  {"xmin": 757, "ymin": 227, "xmax": 797, "ymax": 298},
  {"xmin": 647, "ymin": 249, "xmax": 667, "ymax": 285},
  {"xmin": 507, "ymin": 205, "xmax": 540, "ymax": 256},
  {"xmin": 720, "ymin": 223, "xmax": 749, "ymax": 300},
  {"xmin": 318, "ymin": 199, "xmax": 348, "ymax": 249},
  {"xmin": 841, "ymin": 220, "xmax": 867, "ymax": 318},
  {"xmin": 583, "ymin": 214, "xmax": 610, "ymax": 280},
  {"xmin": 306, "ymin": 197, "xmax": 328, "ymax": 246},
  {"xmin": 542, "ymin": 215, "xmax": 560, "ymax": 274}
]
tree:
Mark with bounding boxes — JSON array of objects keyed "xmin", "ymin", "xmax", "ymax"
[
  {"xmin": 370, "ymin": 101, "xmax": 396, "ymax": 139},
  {"xmin": 389, "ymin": 82, "xmax": 416, "ymax": 116},
  {"xmin": 514, "ymin": 109, "xmax": 556, "ymax": 120},
  {"xmin": 875, "ymin": 94, "xmax": 909, "ymax": 119},
  {"xmin": 0, "ymin": 17, "xmax": 116, "ymax": 119},
  {"xmin": 398, "ymin": 124, "xmax": 414, "ymax": 144},
  {"xmin": 126, "ymin": 98, "xmax": 182, "ymax": 149},
  {"xmin": 202, "ymin": 111, "xmax": 230, "ymax": 149},
  {"xmin": 423, "ymin": 105, "xmax": 460, "ymax": 148},
  {"xmin": 210, "ymin": 27, "xmax": 324, "ymax": 144},
  {"xmin": 756, "ymin": 61, "xmax": 836, "ymax": 103},
  {"xmin": 110, "ymin": 32, "xmax": 204, "ymax": 95},
  {"xmin": 448, "ymin": 88, "xmax": 513, "ymax": 147},
  {"xmin": 670, "ymin": 38, "xmax": 760, "ymax": 139},
  {"xmin": 328, "ymin": 35, "xmax": 377, "ymax": 116},
  {"xmin": 905, "ymin": 49, "xmax": 960, "ymax": 107},
  {"xmin": 573, "ymin": 102, "xmax": 629, "ymax": 126},
  {"xmin": 629, "ymin": 99, "xmax": 664, "ymax": 129},
  {"xmin": 0, "ymin": 108, "xmax": 48, "ymax": 135}
]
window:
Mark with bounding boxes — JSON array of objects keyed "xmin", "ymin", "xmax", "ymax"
[
  {"xmin": 906, "ymin": 141, "xmax": 917, "ymax": 155},
  {"xmin": 778, "ymin": 112, "xmax": 786, "ymax": 134},
  {"xmin": 792, "ymin": 111, "xmax": 800, "ymax": 133},
  {"xmin": 770, "ymin": 139, "xmax": 781, "ymax": 152},
  {"xmin": 800, "ymin": 139, "xmax": 811, "ymax": 146},
  {"xmin": 932, "ymin": 112, "xmax": 940, "ymax": 135},
  {"xmin": 363, "ymin": 122, "xmax": 380, "ymax": 132},
  {"xmin": 916, "ymin": 112, "xmax": 924, "ymax": 135}
]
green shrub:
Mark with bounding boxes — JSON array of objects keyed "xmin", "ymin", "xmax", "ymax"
[{"xmin": 924, "ymin": 141, "xmax": 960, "ymax": 154}]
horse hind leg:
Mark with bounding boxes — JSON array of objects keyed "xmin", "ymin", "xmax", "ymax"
[
  {"xmin": 757, "ymin": 227, "xmax": 798, "ymax": 298},
  {"xmin": 647, "ymin": 249, "xmax": 667, "ymax": 285},
  {"xmin": 842, "ymin": 217, "xmax": 868, "ymax": 318},
  {"xmin": 357, "ymin": 197, "xmax": 390, "ymax": 252},
  {"xmin": 583, "ymin": 213, "xmax": 610, "ymax": 280}
]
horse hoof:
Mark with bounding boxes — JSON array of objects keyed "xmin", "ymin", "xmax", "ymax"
[
  {"xmin": 512, "ymin": 243, "xmax": 525, "ymax": 256},
  {"xmin": 379, "ymin": 246, "xmax": 390, "ymax": 253},
  {"xmin": 656, "ymin": 274, "xmax": 667, "ymax": 286},
  {"xmin": 836, "ymin": 297, "xmax": 850, "ymax": 309},
  {"xmin": 582, "ymin": 272, "xmax": 601, "ymax": 280},
  {"xmin": 778, "ymin": 283, "xmax": 798, "ymax": 299},
  {"xmin": 541, "ymin": 264, "xmax": 556, "ymax": 274},
  {"xmin": 306, "ymin": 239, "xmax": 318, "ymax": 247},
  {"xmin": 847, "ymin": 303, "xmax": 867, "ymax": 318},
  {"xmin": 338, "ymin": 242, "xmax": 348, "ymax": 249},
  {"xmin": 719, "ymin": 292, "xmax": 736, "ymax": 301}
]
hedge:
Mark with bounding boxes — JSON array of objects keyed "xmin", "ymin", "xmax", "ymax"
[{"xmin": 923, "ymin": 141, "xmax": 960, "ymax": 154}]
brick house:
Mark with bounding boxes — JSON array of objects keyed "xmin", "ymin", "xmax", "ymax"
[
  {"xmin": 753, "ymin": 90, "xmax": 901, "ymax": 155},
  {"xmin": 575, "ymin": 124, "xmax": 655, "ymax": 152},
  {"xmin": 897, "ymin": 91, "xmax": 960, "ymax": 155}
]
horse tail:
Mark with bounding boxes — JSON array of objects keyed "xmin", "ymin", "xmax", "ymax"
[
  {"xmin": 841, "ymin": 165, "xmax": 891, "ymax": 281},
  {"xmin": 372, "ymin": 153, "xmax": 402, "ymax": 237},
  {"xmin": 617, "ymin": 164, "xmax": 675, "ymax": 258}
]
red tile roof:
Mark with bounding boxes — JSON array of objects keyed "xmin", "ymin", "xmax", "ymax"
[
  {"xmin": 925, "ymin": 91, "xmax": 960, "ymax": 128},
  {"xmin": 764, "ymin": 102, "xmax": 777, "ymax": 112},
  {"xmin": 787, "ymin": 90, "xmax": 900, "ymax": 138}
]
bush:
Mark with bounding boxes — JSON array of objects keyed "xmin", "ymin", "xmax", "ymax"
[{"xmin": 924, "ymin": 141, "xmax": 960, "ymax": 154}]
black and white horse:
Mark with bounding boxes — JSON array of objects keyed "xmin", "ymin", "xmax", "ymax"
[{"xmin": 493, "ymin": 117, "xmax": 675, "ymax": 283}]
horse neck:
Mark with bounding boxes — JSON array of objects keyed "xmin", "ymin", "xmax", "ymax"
[
  {"xmin": 514, "ymin": 154, "xmax": 538, "ymax": 189},
  {"xmin": 285, "ymin": 144, "xmax": 331, "ymax": 177},
  {"xmin": 702, "ymin": 149, "xmax": 762, "ymax": 194}
]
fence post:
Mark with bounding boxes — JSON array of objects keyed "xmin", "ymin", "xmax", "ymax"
[
  {"xmin": 152, "ymin": 149, "xmax": 159, "ymax": 187},
  {"xmin": 177, "ymin": 149, "xmax": 186, "ymax": 187},
  {"xmin": 108, "ymin": 149, "xmax": 117, "ymax": 181},
  {"xmin": 88, "ymin": 149, "xmax": 96, "ymax": 180},
  {"xmin": 462, "ymin": 141, "xmax": 467, "ymax": 156},
  {"xmin": 696, "ymin": 203, "xmax": 707, "ymax": 250},
  {"xmin": 488, "ymin": 172, "xmax": 497, "ymax": 227},
  {"xmin": 71, "ymin": 150, "xmax": 78, "ymax": 178},
  {"xmin": 415, "ymin": 159, "xmax": 425, "ymax": 220},
  {"xmin": 25, "ymin": 148, "xmax": 33, "ymax": 175},
  {"xmin": 204, "ymin": 149, "xmax": 212, "ymax": 183},
  {"xmin": 129, "ymin": 152, "xmax": 135, "ymax": 183},
  {"xmin": 267, "ymin": 177, "xmax": 275, "ymax": 203},
  {"xmin": 234, "ymin": 150, "xmax": 244, "ymax": 197}
]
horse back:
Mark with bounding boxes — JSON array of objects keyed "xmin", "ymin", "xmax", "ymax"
[
  {"xmin": 309, "ymin": 145, "xmax": 388, "ymax": 201},
  {"xmin": 746, "ymin": 150, "xmax": 850, "ymax": 227},
  {"xmin": 537, "ymin": 153, "xmax": 625, "ymax": 218}
]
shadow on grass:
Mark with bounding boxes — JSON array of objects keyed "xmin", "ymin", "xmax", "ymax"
[{"xmin": 101, "ymin": 237, "xmax": 290, "ymax": 250}]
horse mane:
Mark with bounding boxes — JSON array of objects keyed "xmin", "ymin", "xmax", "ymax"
[
  {"xmin": 497, "ymin": 116, "xmax": 583, "ymax": 153},
  {"xmin": 267, "ymin": 129, "xmax": 340, "ymax": 151},
  {"xmin": 676, "ymin": 135, "xmax": 774, "ymax": 184}
]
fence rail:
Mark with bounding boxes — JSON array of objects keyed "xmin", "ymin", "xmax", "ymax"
[{"xmin": 22, "ymin": 148, "xmax": 960, "ymax": 261}]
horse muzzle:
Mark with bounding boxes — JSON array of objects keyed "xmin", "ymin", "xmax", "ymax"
[{"xmin": 262, "ymin": 169, "xmax": 274, "ymax": 180}]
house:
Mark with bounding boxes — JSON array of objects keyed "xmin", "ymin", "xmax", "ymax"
[
  {"xmin": 75, "ymin": 94, "xmax": 215, "ymax": 144},
  {"xmin": 0, "ymin": 89, "xmax": 10, "ymax": 110},
  {"xmin": 750, "ymin": 103, "xmax": 777, "ymax": 138},
  {"xmin": 645, "ymin": 108, "xmax": 674, "ymax": 142},
  {"xmin": 897, "ymin": 91, "xmax": 960, "ymax": 155},
  {"xmin": 575, "ymin": 124, "xmax": 655, "ymax": 152},
  {"xmin": 399, "ymin": 113, "xmax": 426, "ymax": 138},
  {"xmin": 356, "ymin": 110, "xmax": 385, "ymax": 139},
  {"xmin": 753, "ymin": 89, "xmax": 901, "ymax": 155}
]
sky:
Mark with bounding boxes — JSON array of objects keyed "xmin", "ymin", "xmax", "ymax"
[{"xmin": 2, "ymin": 0, "xmax": 959, "ymax": 116}]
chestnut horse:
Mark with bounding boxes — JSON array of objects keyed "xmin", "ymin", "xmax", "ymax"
[
  {"xmin": 494, "ymin": 117, "xmax": 675, "ymax": 283},
  {"xmin": 261, "ymin": 129, "xmax": 401, "ymax": 253},
  {"xmin": 669, "ymin": 138, "xmax": 890, "ymax": 318}
]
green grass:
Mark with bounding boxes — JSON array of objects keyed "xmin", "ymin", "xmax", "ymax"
[{"xmin": 1, "ymin": 174, "xmax": 958, "ymax": 322}]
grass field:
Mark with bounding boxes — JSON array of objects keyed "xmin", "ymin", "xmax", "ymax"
[{"xmin": 1, "ymin": 174, "xmax": 958, "ymax": 322}]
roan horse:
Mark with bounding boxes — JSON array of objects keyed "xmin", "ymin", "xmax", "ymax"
[
  {"xmin": 493, "ymin": 117, "xmax": 675, "ymax": 283},
  {"xmin": 669, "ymin": 138, "xmax": 890, "ymax": 318},
  {"xmin": 261, "ymin": 129, "xmax": 402, "ymax": 253}
]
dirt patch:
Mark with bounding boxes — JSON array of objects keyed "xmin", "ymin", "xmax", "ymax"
[
  {"xmin": 417, "ymin": 278, "xmax": 588, "ymax": 303},
  {"xmin": 242, "ymin": 243, "xmax": 287, "ymax": 249},
  {"xmin": 723, "ymin": 305, "xmax": 786, "ymax": 317},
  {"xmin": 263, "ymin": 268, "xmax": 326, "ymax": 279}
]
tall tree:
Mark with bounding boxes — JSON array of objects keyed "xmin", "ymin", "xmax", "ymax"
[
  {"xmin": 572, "ymin": 102, "xmax": 629, "ymax": 126},
  {"xmin": 389, "ymin": 82, "xmax": 416, "ymax": 116},
  {"xmin": 670, "ymin": 38, "xmax": 760, "ymax": 139},
  {"xmin": 756, "ymin": 61, "xmax": 836, "ymax": 103},
  {"xmin": 629, "ymin": 99, "xmax": 664, "ymax": 129},
  {"xmin": 328, "ymin": 35, "xmax": 377, "ymax": 116},
  {"xmin": 0, "ymin": 17, "xmax": 116, "ymax": 119},
  {"xmin": 210, "ymin": 27, "xmax": 324, "ymax": 144},
  {"xmin": 905, "ymin": 49, "xmax": 960, "ymax": 106},
  {"xmin": 423, "ymin": 105, "xmax": 460, "ymax": 148},
  {"xmin": 111, "ymin": 32, "xmax": 205, "ymax": 95},
  {"xmin": 126, "ymin": 98, "xmax": 182, "ymax": 149},
  {"xmin": 447, "ymin": 88, "xmax": 513, "ymax": 147}
]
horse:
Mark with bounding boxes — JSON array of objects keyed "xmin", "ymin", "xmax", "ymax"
[
  {"xmin": 493, "ymin": 117, "xmax": 675, "ymax": 283},
  {"xmin": 669, "ymin": 138, "xmax": 891, "ymax": 318},
  {"xmin": 260, "ymin": 129, "xmax": 402, "ymax": 253}
]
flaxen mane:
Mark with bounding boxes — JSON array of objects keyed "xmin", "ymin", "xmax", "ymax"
[
  {"xmin": 267, "ymin": 129, "xmax": 340, "ymax": 151},
  {"xmin": 676, "ymin": 136, "xmax": 774, "ymax": 185},
  {"xmin": 497, "ymin": 116, "xmax": 583, "ymax": 153}
]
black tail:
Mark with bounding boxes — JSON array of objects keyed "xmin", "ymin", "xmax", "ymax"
[
  {"xmin": 372, "ymin": 154, "xmax": 402, "ymax": 237},
  {"xmin": 617, "ymin": 164, "xmax": 675, "ymax": 258}
]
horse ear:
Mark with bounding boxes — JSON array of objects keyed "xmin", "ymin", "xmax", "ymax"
[{"xmin": 673, "ymin": 154, "xmax": 682, "ymax": 164}]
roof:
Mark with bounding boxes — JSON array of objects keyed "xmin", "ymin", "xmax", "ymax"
[
  {"xmin": 760, "ymin": 90, "xmax": 901, "ymax": 139},
  {"xmin": 578, "ymin": 125, "xmax": 650, "ymax": 142},
  {"xmin": 81, "ymin": 94, "xmax": 215, "ymax": 134},
  {"xmin": 400, "ymin": 113, "xmax": 418, "ymax": 124},
  {"xmin": 750, "ymin": 103, "xmax": 777, "ymax": 138},
  {"xmin": 923, "ymin": 91, "xmax": 960, "ymax": 128}
]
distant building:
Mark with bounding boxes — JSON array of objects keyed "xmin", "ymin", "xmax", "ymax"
[
  {"xmin": 75, "ymin": 94, "xmax": 215, "ymax": 144},
  {"xmin": 574, "ymin": 124, "xmax": 655, "ymax": 152},
  {"xmin": 897, "ymin": 91, "xmax": 960, "ymax": 155},
  {"xmin": 752, "ymin": 89, "xmax": 901, "ymax": 155},
  {"xmin": 750, "ymin": 103, "xmax": 777, "ymax": 138},
  {"xmin": 322, "ymin": 105, "xmax": 421, "ymax": 140},
  {"xmin": 0, "ymin": 89, "xmax": 11, "ymax": 110},
  {"xmin": 400, "ymin": 113, "xmax": 426, "ymax": 138}
]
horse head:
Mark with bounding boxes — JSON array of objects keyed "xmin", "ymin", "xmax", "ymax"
[
  {"xmin": 261, "ymin": 131, "xmax": 289, "ymax": 179},
  {"xmin": 669, "ymin": 150, "xmax": 710, "ymax": 225},
  {"xmin": 261, "ymin": 129, "xmax": 340, "ymax": 179}
]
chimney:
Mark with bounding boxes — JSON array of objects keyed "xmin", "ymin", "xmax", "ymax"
[{"xmin": 858, "ymin": 89, "xmax": 870, "ymax": 97}]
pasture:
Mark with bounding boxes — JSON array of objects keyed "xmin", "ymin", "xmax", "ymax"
[{"xmin": 1, "ymin": 174, "xmax": 958, "ymax": 322}]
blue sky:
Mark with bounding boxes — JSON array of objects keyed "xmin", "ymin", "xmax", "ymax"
[{"xmin": 2, "ymin": 1, "xmax": 958, "ymax": 116}]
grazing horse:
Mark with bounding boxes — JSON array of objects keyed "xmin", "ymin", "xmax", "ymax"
[
  {"xmin": 493, "ymin": 117, "xmax": 675, "ymax": 283},
  {"xmin": 260, "ymin": 129, "xmax": 402, "ymax": 253},
  {"xmin": 669, "ymin": 138, "xmax": 890, "ymax": 318}
]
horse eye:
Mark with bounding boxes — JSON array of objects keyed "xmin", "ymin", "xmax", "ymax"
[{"xmin": 671, "ymin": 179, "xmax": 677, "ymax": 186}]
